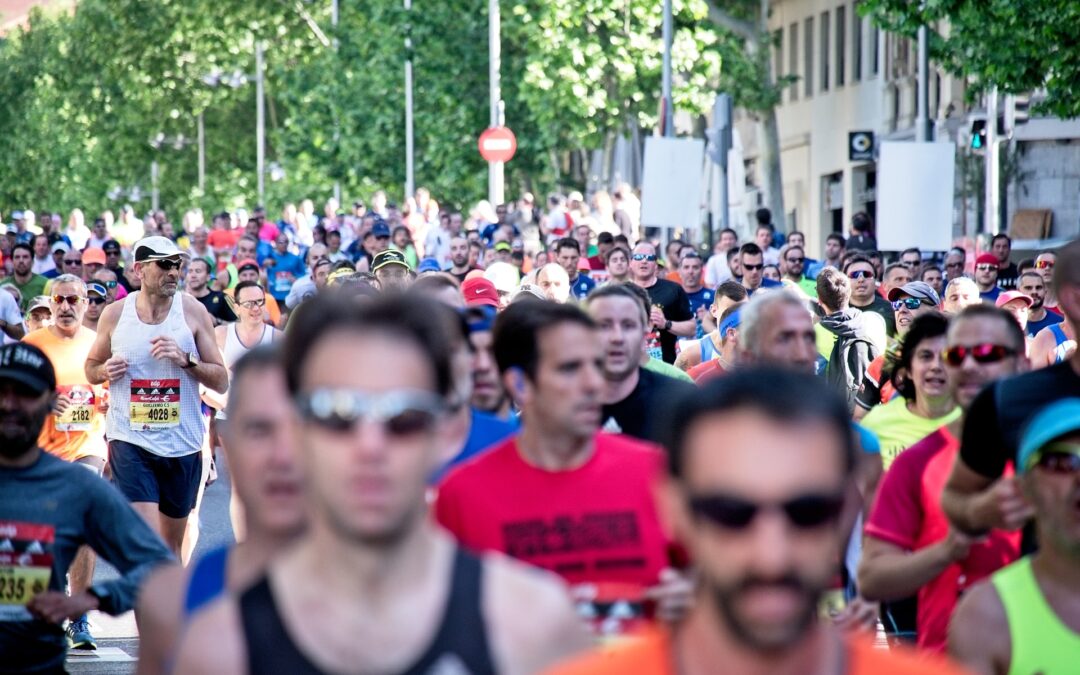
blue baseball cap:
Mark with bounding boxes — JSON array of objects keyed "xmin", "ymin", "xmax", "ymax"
[
  {"xmin": 1017, "ymin": 398, "xmax": 1080, "ymax": 473},
  {"xmin": 370, "ymin": 221, "xmax": 391, "ymax": 238},
  {"xmin": 417, "ymin": 257, "xmax": 442, "ymax": 273}
]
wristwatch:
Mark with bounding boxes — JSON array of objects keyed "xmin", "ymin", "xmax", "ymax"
[
  {"xmin": 664, "ymin": 320, "xmax": 672, "ymax": 331},
  {"xmin": 182, "ymin": 352, "xmax": 199, "ymax": 369}
]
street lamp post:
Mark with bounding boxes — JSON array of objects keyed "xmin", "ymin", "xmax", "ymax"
[
  {"xmin": 488, "ymin": 0, "xmax": 504, "ymax": 206},
  {"xmin": 404, "ymin": 0, "xmax": 415, "ymax": 200},
  {"xmin": 148, "ymin": 132, "xmax": 194, "ymax": 211},
  {"xmin": 201, "ymin": 41, "xmax": 266, "ymax": 204}
]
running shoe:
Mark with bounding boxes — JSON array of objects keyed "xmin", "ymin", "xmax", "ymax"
[{"xmin": 66, "ymin": 617, "xmax": 97, "ymax": 650}]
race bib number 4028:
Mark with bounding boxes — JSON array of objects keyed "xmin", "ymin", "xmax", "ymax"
[
  {"xmin": 130, "ymin": 379, "xmax": 180, "ymax": 430},
  {"xmin": 0, "ymin": 521, "xmax": 54, "ymax": 622}
]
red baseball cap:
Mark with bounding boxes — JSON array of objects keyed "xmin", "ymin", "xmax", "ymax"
[
  {"xmin": 975, "ymin": 253, "xmax": 999, "ymax": 266},
  {"xmin": 462, "ymin": 277, "xmax": 499, "ymax": 307}
]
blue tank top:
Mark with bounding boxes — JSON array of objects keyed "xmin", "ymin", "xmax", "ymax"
[
  {"xmin": 698, "ymin": 334, "xmax": 719, "ymax": 362},
  {"xmin": 1049, "ymin": 324, "xmax": 1074, "ymax": 364},
  {"xmin": 183, "ymin": 546, "xmax": 230, "ymax": 619}
]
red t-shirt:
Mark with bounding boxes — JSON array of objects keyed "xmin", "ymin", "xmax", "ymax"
[
  {"xmin": 688, "ymin": 359, "xmax": 727, "ymax": 383},
  {"xmin": 435, "ymin": 433, "xmax": 672, "ymax": 634},
  {"xmin": 864, "ymin": 427, "xmax": 1020, "ymax": 652},
  {"xmin": 207, "ymin": 228, "xmax": 241, "ymax": 251}
]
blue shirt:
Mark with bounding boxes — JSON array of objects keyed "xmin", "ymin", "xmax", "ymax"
[
  {"xmin": 569, "ymin": 273, "xmax": 597, "ymax": 300},
  {"xmin": 980, "ymin": 286, "xmax": 1003, "ymax": 303},
  {"xmin": 265, "ymin": 250, "xmax": 306, "ymax": 301},
  {"xmin": 1026, "ymin": 310, "xmax": 1064, "ymax": 338},
  {"xmin": 432, "ymin": 409, "xmax": 519, "ymax": 482},
  {"xmin": 686, "ymin": 287, "xmax": 715, "ymax": 338}
]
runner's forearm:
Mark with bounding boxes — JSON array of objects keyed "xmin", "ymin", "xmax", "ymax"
[{"xmin": 189, "ymin": 361, "xmax": 228, "ymax": 395}]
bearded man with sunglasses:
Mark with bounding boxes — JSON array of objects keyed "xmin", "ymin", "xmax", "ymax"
[
  {"xmin": 22, "ymin": 274, "xmax": 112, "ymax": 649},
  {"xmin": 174, "ymin": 293, "xmax": 588, "ymax": 675},
  {"xmin": 86, "ymin": 236, "xmax": 227, "ymax": 560},
  {"xmin": 629, "ymin": 241, "xmax": 694, "ymax": 363},
  {"xmin": 858, "ymin": 305, "xmax": 1025, "ymax": 653},
  {"xmin": 548, "ymin": 369, "xmax": 963, "ymax": 675},
  {"xmin": 950, "ymin": 398, "xmax": 1080, "ymax": 674}
]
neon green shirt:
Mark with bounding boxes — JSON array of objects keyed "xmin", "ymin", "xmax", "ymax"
[{"xmin": 861, "ymin": 396, "xmax": 960, "ymax": 469}]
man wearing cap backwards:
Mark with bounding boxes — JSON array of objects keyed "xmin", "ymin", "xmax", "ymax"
[
  {"xmin": 943, "ymin": 239, "xmax": 1080, "ymax": 541},
  {"xmin": 994, "ymin": 290, "xmax": 1033, "ymax": 335},
  {"xmin": 23, "ymin": 274, "xmax": 112, "ymax": 649},
  {"xmin": 0, "ymin": 342, "xmax": 172, "ymax": 672},
  {"xmin": 854, "ymin": 280, "xmax": 942, "ymax": 421},
  {"xmin": 858, "ymin": 304, "xmax": 1026, "ymax": 653},
  {"xmin": 85, "ymin": 236, "xmax": 228, "ymax": 560},
  {"xmin": 372, "ymin": 249, "xmax": 412, "ymax": 292},
  {"xmin": 974, "ymin": 253, "xmax": 1004, "ymax": 302},
  {"xmin": 585, "ymin": 284, "xmax": 695, "ymax": 441},
  {"xmin": 82, "ymin": 282, "xmax": 108, "ymax": 332},
  {"xmin": 950, "ymin": 397, "xmax": 1080, "ymax": 674}
]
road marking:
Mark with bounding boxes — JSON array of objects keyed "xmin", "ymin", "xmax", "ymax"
[{"xmin": 67, "ymin": 647, "xmax": 136, "ymax": 662}]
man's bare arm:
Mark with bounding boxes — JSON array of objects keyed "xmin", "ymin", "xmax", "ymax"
[{"xmin": 85, "ymin": 302, "xmax": 124, "ymax": 385}]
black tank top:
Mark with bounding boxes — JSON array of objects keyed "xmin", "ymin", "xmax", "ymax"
[{"xmin": 239, "ymin": 547, "xmax": 496, "ymax": 674}]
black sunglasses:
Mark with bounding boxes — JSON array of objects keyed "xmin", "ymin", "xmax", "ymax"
[
  {"xmin": 742, "ymin": 263, "xmax": 764, "ymax": 271},
  {"xmin": 87, "ymin": 296, "xmax": 106, "ymax": 305},
  {"xmin": 63, "ymin": 258, "xmax": 82, "ymax": 266},
  {"xmin": 154, "ymin": 259, "xmax": 182, "ymax": 271},
  {"xmin": 688, "ymin": 491, "xmax": 844, "ymax": 530},
  {"xmin": 942, "ymin": 343, "xmax": 1017, "ymax": 367},
  {"xmin": 785, "ymin": 257, "xmax": 805, "ymax": 265},
  {"xmin": 891, "ymin": 298, "xmax": 923, "ymax": 311}
]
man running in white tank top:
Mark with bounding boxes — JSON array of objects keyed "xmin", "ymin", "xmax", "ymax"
[{"xmin": 86, "ymin": 236, "xmax": 228, "ymax": 559}]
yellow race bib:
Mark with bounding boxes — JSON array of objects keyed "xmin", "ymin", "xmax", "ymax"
[
  {"xmin": 0, "ymin": 521, "xmax": 54, "ymax": 623},
  {"xmin": 55, "ymin": 384, "xmax": 95, "ymax": 432},
  {"xmin": 130, "ymin": 379, "xmax": 181, "ymax": 430}
]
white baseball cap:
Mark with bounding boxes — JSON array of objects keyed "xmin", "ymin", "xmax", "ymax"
[{"xmin": 133, "ymin": 236, "xmax": 189, "ymax": 262}]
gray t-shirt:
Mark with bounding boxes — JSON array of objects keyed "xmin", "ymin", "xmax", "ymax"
[{"xmin": 0, "ymin": 451, "xmax": 173, "ymax": 672}]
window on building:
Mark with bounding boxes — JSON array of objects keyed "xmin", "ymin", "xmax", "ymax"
[
  {"xmin": 871, "ymin": 26, "xmax": 879, "ymax": 75},
  {"xmin": 821, "ymin": 11, "xmax": 830, "ymax": 92},
  {"xmin": 853, "ymin": 4, "xmax": 863, "ymax": 82},
  {"xmin": 836, "ymin": 6, "xmax": 846, "ymax": 87},
  {"xmin": 789, "ymin": 22, "xmax": 799, "ymax": 102},
  {"xmin": 774, "ymin": 29, "xmax": 783, "ymax": 83},
  {"xmin": 804, "ymin": 17, "xmax": 814, "ymax": 96}
]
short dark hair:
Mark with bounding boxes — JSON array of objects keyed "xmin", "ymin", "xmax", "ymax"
[
  {"xmin": 950, "ymin": 304, "xmax": 1025, "ymax": 354},
  {"xmin": 901, "ymin": 247, "xmax": 922, "ymax": 260},
  {"xmin": 892, "ymin": 312, "xmax": 950, "ymax": 401},
  {"xmin": 920, "ymin": 264, "xmax": 943, "ymax": 280},
  {"xmin": 884, "ymin": 262, "xmax": 910, "ymax": 279},
  {"xmin": 11, "ymin": 243, "xmax": 32, "ymax": 257},
  {"xmin": 555, "ymin": 237, "xmax": 580, "ymax": 254},
  {"xmin": 726, "ymin": 246, "xmax": 740, "ymax": 263},
  {"xmin": 842, "ymin": 253, "xmax": 873, "ymax": 273},
  {"xmin": 991, "ymin": 233, "xmax": 1011, "ymax": 246},
  {"xmin": 826, "ymin": 233, "xmax": 846, "ymax": 247},
  {"xmin": 719, "ymin": 227, "xmax": 737, "ymax": 239},
  {"xmin": 613, "ymin": 234, "xmax": 630, "ymax": 247},
  {"xmin": 597, "ymin": 232, "xmax": 615, "ymax": 245},
  {"xmin": 284, "ymin": 292, "xmax": 458, "ymax": 398},
  {"xmin": 492, "ymin": 300, "xmax": 595, "ymax": 380},
  {"xmin": 226, "ymin": 344, "xmax": 282, "ymax": 417},
  {"xmin": 657, "ymin": 367, "xmax": 855, "ymax": 480},
  {"xmin": 188, "ymin": 257, "xmax": 211, "ymax": 274},
  {"xmin": 325, "ymin": 229, "xmax": 341, "ymax": 239},
  {"xmin": 585, "ymin": 283, "xmax": 648, "ymax": 324},
  {"xmin": 234, "ymin": 280, "xmax": 265, "ymax": 299},
  {"xmin": 605, "ymin": 246, "xmax": 629, "ymax": 263},
  {"xmin": 816, "ymin": 267, "xmax": 851, "ymax": 312},
  {"xmin": 715, "ymin": 280, "xmax": 748, "ymax": 304},
  {"xmin": 1018, "ymin": 270, "xmax": 1043, "ymax": 285},
  {"xmin": 851, "ymin": 211, "xmax": 873, "ymax": 233},
  {"xmin": 755, "ymin": 208, "xmax": 772, "ymax": 226},
  {"xmin": 739, "ymin": 242, "xmax": 763, "ymax": 258}
]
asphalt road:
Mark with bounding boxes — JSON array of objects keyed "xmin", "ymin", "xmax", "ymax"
[{"xmin": 66, "ymin": 452, "xmax": 236, "ymax": 674}]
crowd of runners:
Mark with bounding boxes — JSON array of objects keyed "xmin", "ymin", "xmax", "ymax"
[{"xmin": 0, "ymin": 194, "xmax": 1078, "ymax": 674}]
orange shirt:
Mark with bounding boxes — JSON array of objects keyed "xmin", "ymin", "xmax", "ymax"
[
  {"xmin": 23, "ymin": 327, "xmax": 107, "ymax": 462},
  {"xmin": 544, "ymin": 629, "xmax": 969, "ymax": 675}
]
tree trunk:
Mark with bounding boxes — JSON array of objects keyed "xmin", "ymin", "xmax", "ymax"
[{"xmin": 757, "ymin": 108, "xmax": 786, "ymax": 232}]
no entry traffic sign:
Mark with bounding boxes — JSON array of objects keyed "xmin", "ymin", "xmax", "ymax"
[{"xmin": 478, "ymin": 126, "xmax": 517, "ymax": 163}]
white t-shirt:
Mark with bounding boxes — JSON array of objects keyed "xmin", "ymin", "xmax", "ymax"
[
  {"xmin": 0, "ymin": 291, "xmax": 25, "ymax": 345},
  {"xmin": 704, "ymin": 254, "xmax": 732, "ymax": 288}
]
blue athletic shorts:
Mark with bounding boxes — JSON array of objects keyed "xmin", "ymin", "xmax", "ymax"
[{"xmin": 108, "ymin": 440, "xmax": 202, "ymax": 519}]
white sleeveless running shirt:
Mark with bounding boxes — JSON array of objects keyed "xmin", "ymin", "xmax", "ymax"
[
  {"xmin": 223, "ymin": 322, "xmax": 274, "ymax": 370},
  {"xmin": 106, "ymin": 291, "xmax": 204, "ymax": 458}
]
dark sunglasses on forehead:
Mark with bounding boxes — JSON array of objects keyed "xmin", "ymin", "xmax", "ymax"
[
  {"xmin": 742, "ymin": 263, "xmax": 764, "ymax": 271},
  {"xmin": 631, "ymin": 253, "xmax": 657, "ymax": 262},
  {"xmin": 295, "ymin": 388, "xmax": 446, "ymax": 437},
  {"xmin": 154, "ymin": 259, "xmax": 182, "ymax": 271},
  {"xmin": 847, "ymin": 269, "xmax": 874, "ymax": 279},
  {"xmin": 942, "ymin": 343, "xmax": 1017, "ymax": 366},
  {"xmin": 688, "ymin": 492, "xmax": 845, "ymax": 531}
]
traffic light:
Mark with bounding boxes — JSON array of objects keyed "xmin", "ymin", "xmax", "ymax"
[
  {"xmin": 1005, "ymin": 94, "xmax": 1031, "ymax": 134},
  {"xmin": 969, "ymin": 117, "xmax": 988, "ymax": 153}
]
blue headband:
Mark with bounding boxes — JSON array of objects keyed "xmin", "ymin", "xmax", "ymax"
[{"xmin": 719, "ymin": 309, "xmax": 741, "ymax": 336}]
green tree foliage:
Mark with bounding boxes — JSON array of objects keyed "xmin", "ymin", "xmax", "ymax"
[
  {"xmin": 0, "ymin": 0, "xmax": 739, "ymax": 215},
  {"xmin": 860, "ymin": 0, "xmax": 1080, "ymax": 118}
]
